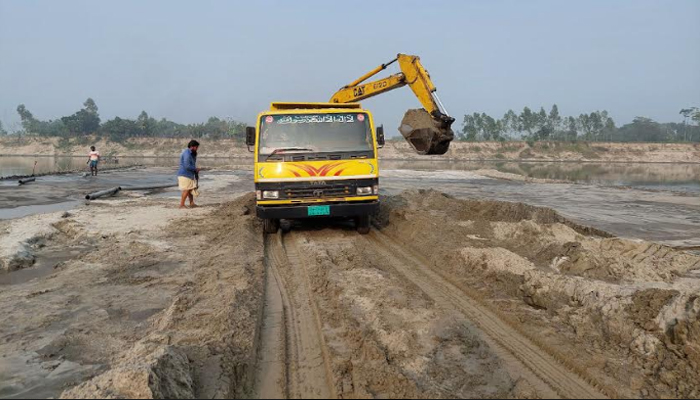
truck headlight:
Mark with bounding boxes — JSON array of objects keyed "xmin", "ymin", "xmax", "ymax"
[
  {"xmin": 373, "ymin": 185, "xmax": 379, "ymax": 195},
  {"xmin": 263, "ymin": 190, "xmax": 280, "ymax": 199},
  {"xmin": 357, "ymin": 186, "xmax": 373, "ymax": 196},
  {"xmin": 256, "ymin": 190, "xmax": 262, "ymax": 200}
]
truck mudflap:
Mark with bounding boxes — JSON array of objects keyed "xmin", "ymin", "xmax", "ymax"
[{"xmin": 257, "ymin": 201, "xmax": 379, "ymax": 220}]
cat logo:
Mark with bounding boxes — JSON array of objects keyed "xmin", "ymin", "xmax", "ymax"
[{"xmin": 353, "ymin": 86, "xmax": 365, "ymax": 97}]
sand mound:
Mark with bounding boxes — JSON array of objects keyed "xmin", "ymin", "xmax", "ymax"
[
  {"xmin": 66, "ymin": 194, "xmax": 264, "ymax": 399},
  {"xmin": 378, "ymin": 189, "xmax": 700, "ymax": 398},
  {"xmin": 61, "ymin": 346, "xmax": 194, "ymax": 399},
  {"xmin": 0, "ymin": 194, "xmax": 264, "ymax": 399}
]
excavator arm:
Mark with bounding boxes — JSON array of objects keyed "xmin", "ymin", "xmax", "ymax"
[{"xmin": 330, "ymin": 54, "xmax": 455, "ymax": 155}]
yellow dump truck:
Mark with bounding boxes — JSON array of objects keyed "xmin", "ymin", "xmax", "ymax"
[
  {"xmin": 247, "ymin": 102, "xmax": 383, "ymax": 234},
  {"xmin": 246, "ymin": 53, "xmax": 453, "ymax": 234}
]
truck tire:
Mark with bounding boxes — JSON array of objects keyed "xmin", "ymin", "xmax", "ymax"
[
  {"xmin": 263, "ymin": 218, "xmax": 280, "ymax": 234},
  {"xmin": 356, "ymin": 215, "xmax": 371, "ymax": 235},
  {"xmin": 280, "ymin": 220, "xmax": 292, "ymax": 234}
]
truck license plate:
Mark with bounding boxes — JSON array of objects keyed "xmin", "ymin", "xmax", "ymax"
[{"xmin": 308, "ymin": 205, "xmax": 330, "ymax": 216}]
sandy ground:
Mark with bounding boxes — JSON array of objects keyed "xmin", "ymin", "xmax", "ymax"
[
  {"xmin": 2, "ymin": 136, "xmax": 699, "ymax": 163},
  {"xmin": 1, "ymin": 173, "xmax": 699, "ymax": 398}
]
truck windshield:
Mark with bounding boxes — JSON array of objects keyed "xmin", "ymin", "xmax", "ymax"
[{"xmin": 259, "ymin": 113, "xmax": 374, "ymax": 157}]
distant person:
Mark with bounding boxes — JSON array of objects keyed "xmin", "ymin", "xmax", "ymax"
[
  {"xmin": 87, "ymin": 146, "xmax": 100, "ymax": 176},
  {"xmin": 178, "ymin": 140, "xmax": 201, "ymax": 209}
]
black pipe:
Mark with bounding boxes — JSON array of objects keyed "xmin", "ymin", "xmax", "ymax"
[
  {"xmin": 85, "ymin": 187, "xmax": 121, "ymax": 200},
  {"xmin": 18, "ymin": 177, "xmax": 36, "ymax": 185}
]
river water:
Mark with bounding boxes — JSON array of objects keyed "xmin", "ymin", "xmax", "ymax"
[
  {"xmin": 2, "ymin": 156, "xmax": 699, "ymax": 193},
  {"xmin": 0, "ymin": 156, "xmax": 237, "ymax": 178},
  {"xmin": 0, "ymin": 156, "xmax": 697, "ymax": 247}
]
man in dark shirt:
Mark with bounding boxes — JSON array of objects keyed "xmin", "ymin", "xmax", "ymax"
[{"xmin": 177, "ymin": 140, "xmax": 201, "ymax": 209}]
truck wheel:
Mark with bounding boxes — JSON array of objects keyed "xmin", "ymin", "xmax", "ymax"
[
  {"xmin": 356, "ymin": 215, "xmax": 371, "ymax": 235},
  {"xmin": 263, "ymin": 219, "xmax": 280, "ymax": 234},
  {"xmin": 280, "ymin": 220, "xmax": 292, "ymax": 234}
]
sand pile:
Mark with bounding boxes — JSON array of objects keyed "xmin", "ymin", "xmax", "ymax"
[{"xmin": 378, "ymin": 189, "xmax": 700, "ymax": 398}]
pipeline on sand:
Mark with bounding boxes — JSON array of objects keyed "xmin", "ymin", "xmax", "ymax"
[
  {"xmin": 85, "ymin": 183, "xmax": 176, "ymax": 200},
  {"xmin": 85, "ymin": 187, "xmax": 121, "ymax": 201},
  {"xmin": 18, "ymin": 177, "xmax": 36, "ymax": 185}
]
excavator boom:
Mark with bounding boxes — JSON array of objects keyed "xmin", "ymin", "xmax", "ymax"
[{"xmin": 330, "ymin": 54, "xmax": 455, "ymax": 155}]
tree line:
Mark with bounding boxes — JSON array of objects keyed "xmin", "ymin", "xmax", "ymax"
[
  {"xmin": 8, "ymin": 98, "xmax": 247, "ymax": 142},
  {"xmin": 3, "ymin": 99, "xmax": 699, "ymax": 144},
  {"xmin": 461, "ymin": 105, "xmax": 700, "ymax": 143}
]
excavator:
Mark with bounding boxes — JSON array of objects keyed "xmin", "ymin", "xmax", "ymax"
[{"xmin": 330, "ymin": 53, "xmax": 455, "ymax": 155}]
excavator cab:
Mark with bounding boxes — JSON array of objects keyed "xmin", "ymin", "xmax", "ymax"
[{"xmin": 330, "ymin": 54, "xmax": 455, "ymax": 155}]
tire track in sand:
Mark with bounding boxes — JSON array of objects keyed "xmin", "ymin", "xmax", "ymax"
[
  {"xmin": 365, "ymin": 229, "xmax": 607, "ymax": 400},
  {"xmin": 256, "ymin": 233, "xmax": 337, "ymax": 399}
]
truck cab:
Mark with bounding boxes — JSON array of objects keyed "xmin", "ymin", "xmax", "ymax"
[{"xmin": 246, "ymin": 102, "xmax": 384, "ymax": 234}]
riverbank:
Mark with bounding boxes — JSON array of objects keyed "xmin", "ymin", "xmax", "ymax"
[
  {"xmin": 1, "ymin": 183, "xmax": 698, "ymax": 398},
  {"xmin": 2, "ymin": 136, "xmax": 699, "ymax": 163}
]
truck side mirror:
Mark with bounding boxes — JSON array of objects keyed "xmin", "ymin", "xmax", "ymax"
[
  {"xmin": 377, "ymin": 125, "xmax": 385, "ymax": 148},
  {"xmin": 246, "ymin": 126, "xmax": 256, "ymax": 152}
]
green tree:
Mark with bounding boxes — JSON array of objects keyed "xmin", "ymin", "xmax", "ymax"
[
  {"xmin": 226, "ymin": 119, "xmax": 246, "ymax": 141},
  {"xmin": 548, "ymin": 104, "xmax": 562, "ymax": 132},
  {"xmin": 461, "ymin": 114, "xmax": 479, "ymax": 141},
  {"xmin": 519, "ymin": 107, "xmax": 535, "ymax": 136},
  {"xmin": 0, "ymin": 121, "xmax": 7, "ymax": 136},
  {"xmin": 679, "ymin": 108, "xmax": 696, "ymax": 142},
  {"xmin": 530, "ymin": 107, "xmax": 549, "ymax": 140},
  {"xmin": 590, "ymin": 112, "xmax": 604, "ymax": 140},
  {"xmin": 84, "ymin": 98, "xmax": 99, "ymax": 115},
  {"xmin": 60, "ymin": 99, "xmax": 100, "ymax": 135},
  {"xmin": 480, "ymin": 113, "xmax": 502, "ymax": 141},
  {"xmin": 80, "ymin": 98, "xmax": 100, "ymax": 133},
  {"xmin": 16, "ymin": 104, "xmax": 36, "ymax": 132},
  {"xmin": 100, "ymin": 117, "xmax": 140, "ymax": 141},
  {"xmin": 617, "ymin": 117, "xmax": 670, "ymax": 142},
  {"xmin": 565, "ymin": 116, "xmax": 578, "ymax": 141},
  {"xmin": 536, "ymin": 107, "xmax": 548, "ymax": 129},
  {"xmin": 137, "ymin": 111, "xmax": 156, "ymax": 137},
  {"xmin": 203, "ymin": 117, "xmax": 229, "ymax": 139},
  {"xmin": 600, "ymin": 110, "xmax": 616, "ymax": 141},
  {"xmin": 501, "ymin": 109, "xmax": 519, "ymax": 138}
]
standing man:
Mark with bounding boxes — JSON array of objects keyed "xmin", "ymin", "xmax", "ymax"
[
  {"xmin": 178, "ymin": 140, "xmax": 201, "ymax": 209},
  {"xmin": 87, "ymin": 146, "xmax": 100, "ymax": 176}
]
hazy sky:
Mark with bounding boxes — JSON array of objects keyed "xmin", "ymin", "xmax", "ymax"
[{"xmin": 1, "ymin": 0, "xmax": 699, "ymax": 134}]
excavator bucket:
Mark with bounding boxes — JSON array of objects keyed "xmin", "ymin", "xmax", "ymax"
[{"xmin": 398, "ymin": 109, "xmax": 455, "ymax": 155}]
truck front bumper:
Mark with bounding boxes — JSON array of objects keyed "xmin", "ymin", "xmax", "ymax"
[{"xmin": 257, "ymin": 201, "xmax": 379, "ymax": 220}]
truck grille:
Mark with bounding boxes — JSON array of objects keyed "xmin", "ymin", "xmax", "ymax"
[{"xmin": 284, "ymin": 184, "xmax": 352, "ymax": 199}]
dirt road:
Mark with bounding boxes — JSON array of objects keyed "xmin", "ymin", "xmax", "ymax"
[
  {"xmin": 253, "ymin": 228, "xmax": 605, "ymax": 399},
  {"xmin": 248, "ymin": 191, "xmax": 699, "ymax": 399},
  {"xmin": 1, "ymin": 182, "xmax": 699, "ymax": 399}
]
